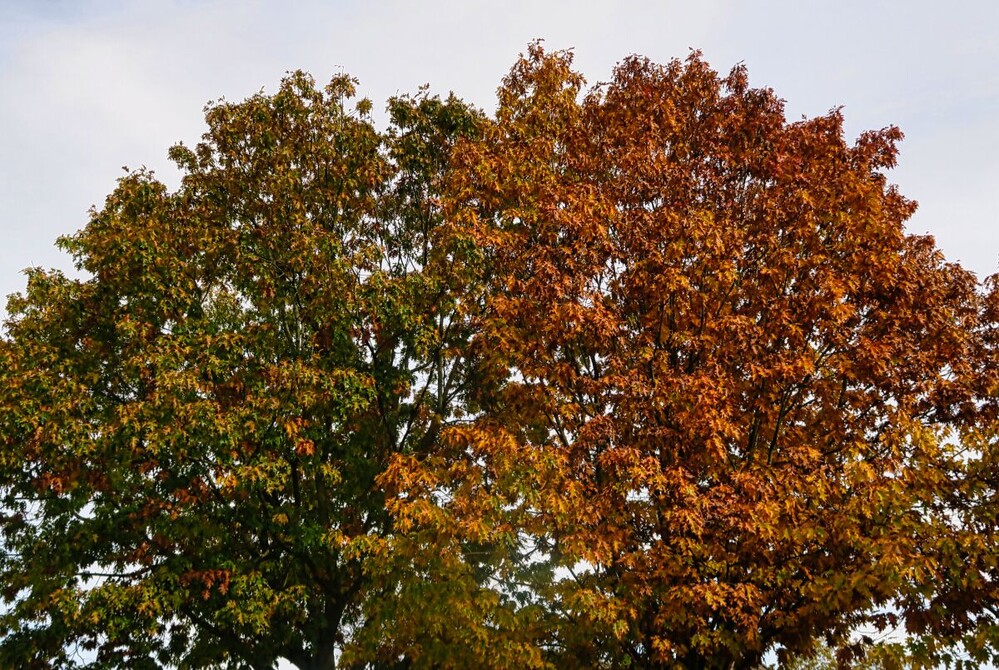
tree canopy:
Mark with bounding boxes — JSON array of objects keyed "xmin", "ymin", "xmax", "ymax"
[{"xmin": 2, "ymin": 45, "xmax": 998, "ymax": 670}]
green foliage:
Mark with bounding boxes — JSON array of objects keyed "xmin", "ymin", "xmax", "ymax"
[{"xmin": 0, "ymin": 71, "xmax": 490, "ymax": 670}]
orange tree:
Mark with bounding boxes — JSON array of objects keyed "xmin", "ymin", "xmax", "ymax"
[
  {"xmin": 2, "ymin": 46, "xmax": 999, "ymax": 670},
  {"xmin": 385, "ymin": 45, "xmax": 999, "ymax": 669}
]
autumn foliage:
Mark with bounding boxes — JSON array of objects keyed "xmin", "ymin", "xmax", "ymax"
[{"xmin": 1, "ymin": 45, "xmax": 998, "ymax": 669}]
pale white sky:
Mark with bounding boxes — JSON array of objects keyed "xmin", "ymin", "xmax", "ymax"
[{"xmin": 2, "ymin": 0, "xmax": 998, "ymax": 304}]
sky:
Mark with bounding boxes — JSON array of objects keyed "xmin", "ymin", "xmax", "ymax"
[{"xmin": 2, "ymin": 0, "xmax": 999, "ymax": 306}]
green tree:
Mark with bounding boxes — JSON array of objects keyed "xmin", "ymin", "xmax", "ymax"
[{"xmin": 0, "ymin": 71, "xmax": 503, "ymax": 669}]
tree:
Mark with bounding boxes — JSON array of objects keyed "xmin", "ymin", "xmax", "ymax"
[
  {"xmin": 2, "ymin": 46, "xmax": 998, "ymax": 670},
  {"xmin": 0, "ymin": 72, "xmax": 503, "ymax": 669},
  {"xmin": 386, "ymin": 45, "xmax": 999, "ymax": 668}
]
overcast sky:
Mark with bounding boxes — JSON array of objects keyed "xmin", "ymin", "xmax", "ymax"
[{"xmin": 2, "ymin": 0, "xmax": 998, "ymax": 306}]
